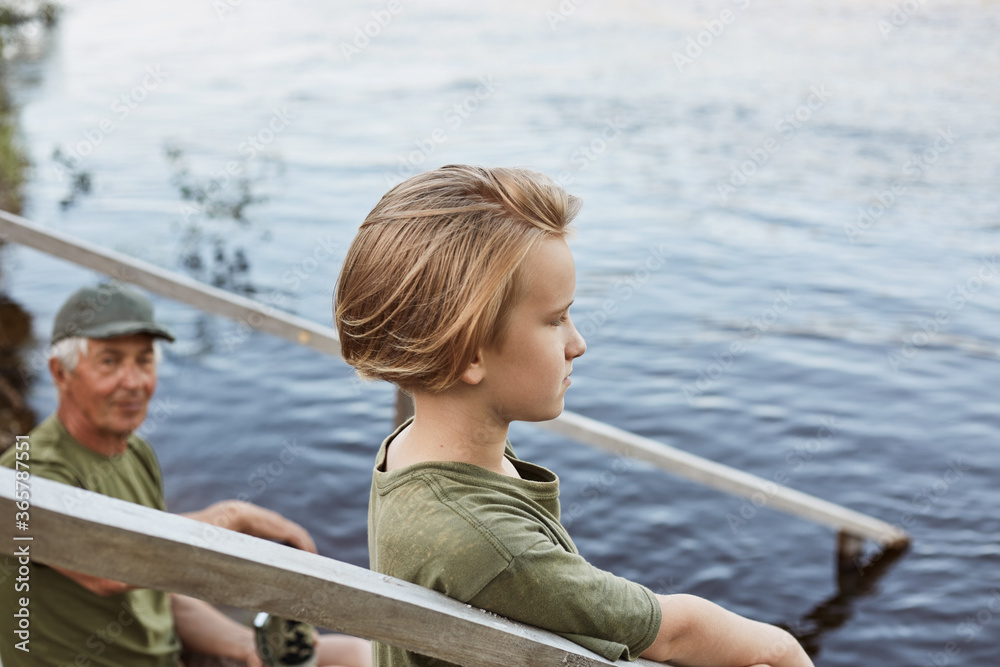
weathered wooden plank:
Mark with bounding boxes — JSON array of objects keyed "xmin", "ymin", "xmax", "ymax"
[
  {"xmin": 0, "ymin": 209, "xmax": 341, "ymax": 357},
  {"xmin": 0, "ymin": 469, "xmax": 666, "ymax": 667},
  {"xmin": 540, "ymin": 411, "xmax": 909, "ymax": 548}
]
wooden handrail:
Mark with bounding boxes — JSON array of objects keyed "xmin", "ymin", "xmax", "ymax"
[
  {"xmin": 0, "ymin": 209, "xmax": 340, "ymax": 357},
  {"xmin": 0, "ymin": 469, "xmax": 667, "ymax": 667},
  {"xmin": 0, "ymin": 210, "xmax": 909, "ymax": 557},
  {"xmin": 540, "ymin": 411, "xmax": 908, "ymax": 548}
]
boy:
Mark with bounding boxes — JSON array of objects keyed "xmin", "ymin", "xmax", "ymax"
[{"xmin": 335, "ymin": 165, "xmax": 813, "ymax": 667}]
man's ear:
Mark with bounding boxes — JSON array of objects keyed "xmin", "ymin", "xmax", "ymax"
[
  {"xmin": 49, "ymin": 357, "xmax": 70, "ymax": 392},
  {"xmin": 460, "ymin": 349, "xmax": 486, "ymax": 386}
]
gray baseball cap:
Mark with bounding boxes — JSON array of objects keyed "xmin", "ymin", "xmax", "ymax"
[{"xmin": 52, "ymin": 284, "xmax": 176, "ymax": 345}]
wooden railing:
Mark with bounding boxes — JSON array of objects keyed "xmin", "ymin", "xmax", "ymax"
[
  {"xmin": 0, "ymin": 469, "xmax": 669, "ymax": 666},
  {"xmin": 0, "ymin": 209, "xmax": 910, "ymax": 568}
]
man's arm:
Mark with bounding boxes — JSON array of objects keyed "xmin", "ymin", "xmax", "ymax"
[
  {"xmin": 48, "ymin": 565, "xmax": 135, "ymax": 596},
  {"xmin": 640, "ymin": 594, "xmax": 813, "ymax": 667},
  {"xmin": 51, "ymin": 501, "xmax": 314, "ymax": 596},
  {"xmin": 171, "ymin": 593, "xmax": 262, "ymax": 667},
  {"xmin": 181, "ymin": 500, "xmax": 318, "ymax": 553},
  {"xmin": 6, "ymin": 458, "xmax": 136, "ymax": 596}
]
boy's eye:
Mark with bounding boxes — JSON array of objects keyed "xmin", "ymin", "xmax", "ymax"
[{"xmin": 551, "ymin": 315, "xmax": 568, "ymax": 326}]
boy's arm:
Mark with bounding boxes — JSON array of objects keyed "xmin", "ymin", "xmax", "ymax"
[{"xmin": 640, "ymin": 594, "xmax": 813, "ymax": 667}]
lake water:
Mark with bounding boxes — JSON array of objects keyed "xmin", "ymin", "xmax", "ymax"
[{"xmin": 2, "ymin": 0, "xmax": 999, "ymax": 664}]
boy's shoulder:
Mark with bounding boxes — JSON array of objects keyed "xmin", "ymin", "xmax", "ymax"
[
  {"xmin": 370, "ymin": 463, "xmax": 514, "ymax": 599},
  {"xmin": 370, "ymin": 446, "xmax": 572, "ymax": 601}
]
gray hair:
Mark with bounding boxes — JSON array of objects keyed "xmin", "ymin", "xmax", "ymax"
[{"xmin": 49, "ymin": 336, "xmax": 163, "ymax": 372}]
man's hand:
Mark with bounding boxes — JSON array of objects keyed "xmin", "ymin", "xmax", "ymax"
[
  {"xmin": 182, "ymin": 500, "xmax": 317, "ymax": 553},
  {"xmin": 171, "ymin": 594, "xmax": 262, "ymax": 665}
]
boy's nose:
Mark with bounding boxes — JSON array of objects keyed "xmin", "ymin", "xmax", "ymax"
[{"xmin": 568, "ymin": 321, "xmax": 586, "ymax": 359}]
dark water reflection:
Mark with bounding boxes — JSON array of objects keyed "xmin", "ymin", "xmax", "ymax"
[
  {"xmin": 791, "ymin": 546, "xmax": 911, "ymax": 659},
  {"xmin": 2, "ymin": 1, "xmax": 999, "ymax": 664}
]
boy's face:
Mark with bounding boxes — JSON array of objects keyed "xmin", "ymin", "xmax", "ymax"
[{"xmin": 479, "ymin": 237, "xmax": 587, "ymax": 423}]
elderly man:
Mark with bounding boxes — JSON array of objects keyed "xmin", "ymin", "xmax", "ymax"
[{"xmin": 0, "ymin": 284, "xmax": 370, "ymax": 667}]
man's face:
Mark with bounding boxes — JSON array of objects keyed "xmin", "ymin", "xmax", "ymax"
[{"xmin": 55, "ymin": 334, "xmax": 158, "ymax": 441}]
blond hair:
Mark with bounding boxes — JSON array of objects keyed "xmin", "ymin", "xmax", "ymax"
[{"xmin": 335, "ymin": 165, "xmax": 581, "ymax": 393}]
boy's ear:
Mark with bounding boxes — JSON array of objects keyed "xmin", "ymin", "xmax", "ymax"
[{"xmin": 460, "ymin": 349, "xmax": 486, "ymax": 386}]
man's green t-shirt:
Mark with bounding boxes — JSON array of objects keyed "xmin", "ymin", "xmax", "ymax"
[
  {"xmin": 0, "ymin": 415, "xmax": 182, "ymax": 667},
  {"xmin": 369, "ymin": 420, "xmax": 662, "ymax": 666}
]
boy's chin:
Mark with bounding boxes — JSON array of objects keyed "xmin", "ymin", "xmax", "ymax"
[{"xmin": 521, "ymin": 403, "xmax": 565, "ymax": 423}]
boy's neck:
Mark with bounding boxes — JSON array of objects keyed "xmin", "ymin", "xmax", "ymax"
[{"xmin": 387, "ymin": 391, "xmax": 519, "ymax": 478}]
